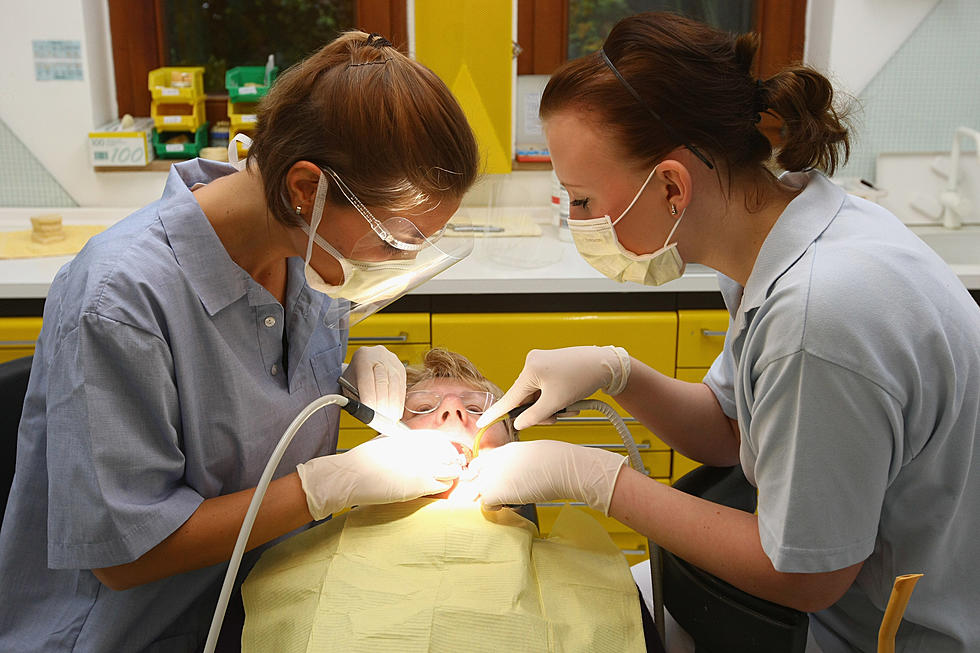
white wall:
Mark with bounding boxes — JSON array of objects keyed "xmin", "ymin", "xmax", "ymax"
[
  {"xmin": 0, "ymin": 0, "xmax": 946, "ymax": 209},
  {"xmin": 805, "ymin": 0, "xmax": 940, "ymax": 97},
  {"xmin": 0, "ymin": 0, "xmax": 167, "ymax": 208}
]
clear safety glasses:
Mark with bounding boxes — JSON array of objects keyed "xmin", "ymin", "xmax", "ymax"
[
  {"xmin": 405, "ymin": 390, "xmax": 496, "ymax": 416},
  {"xmin": 322, "ymin": 166, "xmax": 445, "ymax": 254}
]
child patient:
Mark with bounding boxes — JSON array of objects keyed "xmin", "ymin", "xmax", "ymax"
[
  {"xmin": 400, "ymin": 347, "xmax": 514, "ymax": 492},
  {"xmin": 240, "ymin": 348, "xmax": 651, "ymax": 653}
]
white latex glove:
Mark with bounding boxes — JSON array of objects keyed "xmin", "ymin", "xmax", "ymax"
[
  {"xmin": 475, "ymin": 346, "xmax": 631, "ymax": 431},
  {"xmin": 465, "ymin": 440, "xmax": 627, "ymax": 516},
  {"xmin": 342, "ymin": 345, "xmax": 406, "ymax": 420},
  {"xmin": 296, "ymin": 431, "xmax": 464, "ymax": 520}
]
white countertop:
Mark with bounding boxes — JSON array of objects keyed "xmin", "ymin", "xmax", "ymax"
[
  {"xmin": 2, "ymin": 208, "xmax": 978, "ymax": 299},
  {"xmin": 0, "ymin": 208, "xmax": 720, "ymax": 299}
]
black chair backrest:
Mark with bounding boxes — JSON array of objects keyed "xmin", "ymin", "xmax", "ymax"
[
  {"xmin": 664, "ymin": 465, "xmax": 809, "ymax": 653},
  {"xmin": 1, "ymin": 356, "xmax": 32, "ymax": 519}
]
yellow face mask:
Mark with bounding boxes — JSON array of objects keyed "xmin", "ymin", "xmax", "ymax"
[{"xmin": 567, "ymin": 165, "xmax": 686, "ymax": 286}]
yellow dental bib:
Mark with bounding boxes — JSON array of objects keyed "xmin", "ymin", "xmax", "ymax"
[{"xmin": 242, "ymin": 499, "xmax": 645, "ymax": 652}]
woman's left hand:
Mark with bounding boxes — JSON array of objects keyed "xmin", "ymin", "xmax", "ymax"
[
  {"xmin": 342, "ymin": 345, "xmax": 406, "ymax": 419},
  {"xmin": 464, "ymin": 440, "xmax": 627, "ymax": 516}
]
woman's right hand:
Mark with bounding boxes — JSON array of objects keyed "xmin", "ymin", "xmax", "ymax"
[
  {"xmin": 296, "ymin": 431, "xmax": 465, "ymax": 520},
  {"xmin": 475, "ymin": 346, "xmax": 631, "ymax": 431}
]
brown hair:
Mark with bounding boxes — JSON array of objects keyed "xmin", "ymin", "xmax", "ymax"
[
  {"xmin": 405, "ymin": 348, "xmax": 515, "ymax": 440},
  {"xmin": 249, "ymin": 31, "xmax": 479, "ymax": 226},
  {"xmin": 540, "ymin": 12, "xmax": 851, "ymax": 184}
]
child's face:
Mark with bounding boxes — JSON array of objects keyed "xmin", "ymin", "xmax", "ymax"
[{"xmin": 402, "ymin": 378, "xmax": 511, "ymax": 461}]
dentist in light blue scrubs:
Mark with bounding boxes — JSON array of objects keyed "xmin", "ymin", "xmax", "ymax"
[
  {"xmin": 0, "ymin": 31, "xmax": 478, "ymax": 652},
  {"xmin": 471, "ymin": 13, "xmax": 980, "ymax": 653}
]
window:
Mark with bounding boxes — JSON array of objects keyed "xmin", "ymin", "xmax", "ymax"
[
  {"xmin": 516, "ymin": 0, "xmax": 806, "ymax": 146},
  {"xmin": 160, "ymin": 0, "xmax": 357, "ymax": 95},
  {"xmin": 108, "ymin": 0, "xmax": 407, "ymax": 121}
]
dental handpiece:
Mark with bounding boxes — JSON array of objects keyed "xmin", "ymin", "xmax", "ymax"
[{"xmin": 337, "ymin": 376, "xmax": 412, "ymax": 436}]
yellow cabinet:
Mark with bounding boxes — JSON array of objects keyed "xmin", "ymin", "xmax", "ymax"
[
  {"xmin": 677, "ymin": 309, "xmax": 728, "ymax": 368},
  {"xmin": 432, "ymin": 311, "xmax": 677, "ymax": 415},
  {"xmin": 0, "ymin": 317, "xmax": 42, "ymax": 363}
]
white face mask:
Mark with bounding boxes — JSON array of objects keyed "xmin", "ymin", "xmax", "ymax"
[
  {"xmin": 300, "ymin": 172, "xmax": 415, "ymax": 304},
  {"xmin": 567, "ymin": 165, "xmax": 686, "ymax": 286}
]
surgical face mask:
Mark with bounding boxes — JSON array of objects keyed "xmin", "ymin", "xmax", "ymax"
[
  {"xmin": 300, "ymin": 221, "xmax": 415, "ymax": 304},
  {"xmin": 567, "ymin": 165, "xmax": 686, "ymax": 286}
]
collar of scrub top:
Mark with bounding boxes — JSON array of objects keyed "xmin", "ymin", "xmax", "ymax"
[
  {"xmin": 318, "ymin": 166, "xmax": 445, "ymax": 252},
  {"xmin": 731, "ymin": 170, "xmax": 846, "ymax": 336},
  {"xmin": 162, "ymin": 159, "xmax": 326, "ymax": 319},
  {"xmin": 159, "ymin": 159, "xmax": 256, "ymax": 316}
]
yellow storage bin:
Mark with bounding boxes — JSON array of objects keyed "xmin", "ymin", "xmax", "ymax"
[
  {"xmin": 148, "ymin": 66, "xmax": 205, "ymax": 103},
  {"xmin": 228, "ymin": 99, "xmax": 260, "ymax": 133},
  {"xmin": 152, "ymin": 99, "xmax": 206, "ymax": 132},
  {"xmin": 677, "ymin": 309, "xmax": 729, "ymax": 368},
  {"xmin": 0, "ymin": 317, "xmax": 42, "ymax": 363}
]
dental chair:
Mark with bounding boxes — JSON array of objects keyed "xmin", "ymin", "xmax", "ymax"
[
  {"xmin": 662, "ymin": 465, "xmax": 809, "ymax": 653},
  {"xmin": 0, "ymin": 356, "xmax": 32, "ymax": 520}
]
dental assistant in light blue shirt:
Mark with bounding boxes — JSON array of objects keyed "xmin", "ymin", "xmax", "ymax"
[
  {"xmin": 468, "ymin": 12, "xmax": 980, "ymax": 653},
  {"xmin": 0, "ymin": 30, "xmax": 480, "ymax": 652}
]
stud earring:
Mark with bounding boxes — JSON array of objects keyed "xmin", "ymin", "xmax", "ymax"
[
  {"xmin": 670, "ymin": 204, "xmax": 678, "ymax": 216},
  {"xmin": 295, "ymin": 206, "xmax": 303, "ymax": 215}
]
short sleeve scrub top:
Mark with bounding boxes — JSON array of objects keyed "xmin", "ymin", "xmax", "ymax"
[
  {"xmin": 704, "ymin": 171, "xmax": 980, "ymax": 653},
  {"xmin": 0, "ymin": 159, "xmax": 347, "ymax": 652}
]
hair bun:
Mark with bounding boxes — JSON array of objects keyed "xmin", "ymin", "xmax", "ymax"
[{"xmin": 365, "ymin": 33, "xmax": 393, "ymax": 48}]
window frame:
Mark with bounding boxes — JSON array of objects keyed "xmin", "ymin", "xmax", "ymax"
[
  {"xmin": 107, "ymin": 0, "xmax": 408, "ymax": 122},
  {"xmin": 107, "ymin": 1, "xmax": 803, "ymax": 150},
  {"xmin": 515, "ymin": 0, "xmax": 807, "ymax": 145}
]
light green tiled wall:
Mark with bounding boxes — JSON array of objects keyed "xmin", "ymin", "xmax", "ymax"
[
  {"xmin": 839, "ymin": 0, "xmax": 980, "ymax": 181},
  {"xmin": 0, "ymin": 118, "xmax": 77, "ymax": 207}
]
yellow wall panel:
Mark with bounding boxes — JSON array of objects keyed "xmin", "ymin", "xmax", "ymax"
[{"xmin": 414, "ymin": 0, "xmax": 512, "ymax": 173}]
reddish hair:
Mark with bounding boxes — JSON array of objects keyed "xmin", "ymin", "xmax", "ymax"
[
  {"xmin": 249, "ymin": 31, "xmax": 479, "ymax": 226},
  {"xmin": 541, "ymin": 12, "xmax": 850, "ymax": 183}
]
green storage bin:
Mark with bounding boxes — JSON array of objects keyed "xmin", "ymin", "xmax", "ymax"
[
  {"xmin": 152, "ymin": 122, "xmax": 209, "ymax": 159},
  {"xmin": 226, "ymin": 66, "xmax": 279, "ymax": 102}
]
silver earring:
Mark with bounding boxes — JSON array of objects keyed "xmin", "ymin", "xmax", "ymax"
[
  {"xmin": 670, "ymin": 204, "xmax": 678, "ymax": 216},
  {"xmin": 295, "ymin": 205, "xmax": 303, "ymax": 215}
]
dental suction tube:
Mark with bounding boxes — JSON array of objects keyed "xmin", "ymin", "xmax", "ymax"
[{"xmin": 203, "ymin": 393, "xmax": 408, "ymax": 653}]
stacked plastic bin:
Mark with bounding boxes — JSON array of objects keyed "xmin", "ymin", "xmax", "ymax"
[
  {"xmin": 148, "ymin": 66, "xmax": 208, "ymax": 159},
  {"xmin": 225, "ymin": 64, "xmax": 279, "ymax": 159}
]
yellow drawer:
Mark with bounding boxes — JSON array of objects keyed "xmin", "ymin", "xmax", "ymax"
[
  {"xmin": 432, "ymin": 312, "xmax": 677, "ymax": 415},
  {"xmin": 612, "ymin": 531, "xmax": 651, "ymax": 566},
  {"xmin": 348, "ymin": 313, "xmax": 429, "ymax": 344},
  {"xmin": 518, "ymin": 424, "xmax": 670, "ymax": 478},
  {"xmin": 674, "ymin": 367, "xmax": 710, "ymax": 383},
  {"xmin": 0, "ymin": 317, "xmax": 42, "ymax": 363},
  {"xmin": 671, "ymin": 452, "xmax": 703, "ymax": 484},
  {"xmin": 677, "ymin": 309, "xmax": 728, "ymax": 368}
]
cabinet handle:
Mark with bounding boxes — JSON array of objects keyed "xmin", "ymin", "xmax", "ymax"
[
  {"xmin": 348, "ymin": 334, "xmax": 409, "ymax": 343},
  {"xmin": 701, "ymin": 329, "xmax": 726, "ymax": 337},
  {"xmin": 581, "ymin": 443, "xmax": 651, "ymax": 451},
  {"xmin": 620, "ymin": 549, "xmax": 647, "ymax": 556},
  {"xmin": 0, "ymin": 340, "xmax": 36, "ymax": 346},
  {"xmin": 556, "ymin": 416, "xmax": 637, "ymax": 424}
]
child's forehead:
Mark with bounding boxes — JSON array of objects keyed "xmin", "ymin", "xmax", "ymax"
[{"xmin": 409, "ymin": 377, "xmax": 482, "ymax": 393}]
